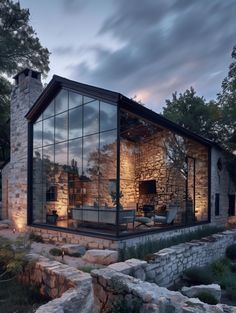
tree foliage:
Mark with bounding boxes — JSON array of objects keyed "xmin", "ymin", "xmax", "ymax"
[
  {"xmin": 217, "ymin": 45, "xmax": 236, "ymax": 152},
  {"xmin": 163, "ymin": 87, "xmax": 221, "ymax": 143},
  {"xmin": 0, "ymin": 0, "xmax": 50, "ymax": 162}
]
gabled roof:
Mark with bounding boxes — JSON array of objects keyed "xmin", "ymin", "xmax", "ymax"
[{"xmin": 26, "ymin": 75, "xmax": 214, "ymax": 147}]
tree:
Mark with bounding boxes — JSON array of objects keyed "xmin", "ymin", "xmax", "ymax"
[
  {"xmin": 162, "ymin": 87, "xmax": 221, "ymax": 142},
  {"xmin": 217, "ymin": 45, "xmax": 236, "ymax": 152},
  {"xmin": 0, "ymin": 0, "xmax": 50, "ymax": 162}
]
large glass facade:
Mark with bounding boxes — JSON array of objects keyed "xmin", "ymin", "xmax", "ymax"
[
  {"xmin": 31, "ymin": 89, "xmax": 210, "ymax": 236},
  {"xmin": 32, "ymin": 89, "xmax": 118, "ymax": 234}
]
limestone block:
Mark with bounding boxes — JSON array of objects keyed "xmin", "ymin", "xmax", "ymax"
[
  {"xmin": 82, "ymin": 249, "xmax": 118, "ymax": 265},
  {"xmin": 61, "ymin": 244, "xmax": 86, "ymax": 256},
  {"xmin": 181, "ymin": 284, "xmax": 221, "ymax": 302}
]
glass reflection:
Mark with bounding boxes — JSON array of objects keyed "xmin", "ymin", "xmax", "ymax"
[
  {"xmin": 69, "ymin": 106, "xmax": 82, "ymax": 139},
  {"xmin": 55, "ymin": 89, "xmax": 68, "ymax": 114},
  {"xmin": 100, "ymin": 130, "xmax": 117, "ymax": 179},
  {"xmin": 55, "ymin": 142, "xmax": 67, "ymax": 166},
  {"xmin": 43, "ymin": 100, "xmax": 54, "ymax": 119},
  {"xmin": 33, "ymin": 121, "xmax": 42, "ymax": 148},
  {"xmin": 33, "ymin": 148, "xmax": 42, "ymax": 183},
  {"xmin": 100, "ymin": 102, "xmax": 117, "ymax": 132},
  {"xmin": 84, "ymin": 95, "xmax": 95, "ymax": 104},
  {"xmin": 83, "ymin": 134, "xmax": 99, "ymax": 179},
  {"xmin": 69, "ymin": 91, "xmax": 83, "ymax": 109},
  {"xmin": 42, "ymin": 145, "xmax": 54, "ymax": 181},
  {"xmin": 43, "ymin": 117, "xmax": 54, "ymax": 146},
  {"xmin": 55, "ymin": 111, "xmax": 68, "ymax": 143},
  {"xmin": 83, "ymin": 101, "xmax": 99, "ymax": 136},
  {"xmin": 69, "ymin": 138, "xmax": 82, "ymax": 175}
]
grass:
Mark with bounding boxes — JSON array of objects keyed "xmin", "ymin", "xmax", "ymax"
[
  {"xmin": 78, "ymin": 264, "xmax": 104, "ymax": 273},
  {"xmin": 118, "ymin": 226, "xmax": 224, "ymax": 261},
  {"xmin": 0, "ymin": 279, "xmax": 49, "ymax": 313}
]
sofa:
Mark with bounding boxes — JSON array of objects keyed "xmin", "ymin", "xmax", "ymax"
[{"xmin": 71, "ymin": 206, "xmax": 135, "ymax": 227}]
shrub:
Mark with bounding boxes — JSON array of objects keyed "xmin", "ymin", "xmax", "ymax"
[
  {"xmin": 29, "ymin": 233, "xmax": 44, "ymax": 243},
  {"xmin": 196, "ymin": 292, "xmax": 218, "ymax": 305},
  {"xmin": 67, "ymin": 252, "xmax": 81, "ymax": 257},
  {"xmin": 184, "ymin": 267, "xmax": 214, "ymax": 285},
  {"xmin": 218, "ymin": 273, "xmax": 236, "ymax": 290},
  {"xmin": 104, "ymin": 297, "xmax": 142, "ymax": 313},
  {"xmin": 49, "ymin": 248, "xmax": 62, "ymax": 256},
  {"xmin": 226, "ymin": 285, "xmax": 236, "ymax": 300},
  {"xmin": 210, "ymin": 258, "xmax": 231, "ymax": 277},
  {"xmin": 118, "ymin": 226, "xmax": 224, "ymax": 261},
  {"xmin": 226, "ymin": 244, "xmax": 236, "ymax": 260}
]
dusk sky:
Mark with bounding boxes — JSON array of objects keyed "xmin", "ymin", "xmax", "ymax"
[{"xmin": 20, "ymin": 0, "xmax": 236, "ymax": 112}]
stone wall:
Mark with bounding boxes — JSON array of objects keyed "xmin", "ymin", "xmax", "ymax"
[
  {"xmin": 107, "ymin": 229, "xmax": 236, "ymax": 287},
  {"xmin": 211, "ymin": 147, "xmax": 236, "ymax": 225},
  {"xmin": 92, "ymin": 268, "xmax": 236, "ymax": 313},
  {"xmin": 19, "ymin": 253, "xmax": 91, "ymax": 299},
  {"xmin": 2, "ymin": 70, "xmax": 43, "ymax": 230},
  {"xmin": 1, "ymin": 162, "xmax": 10, "ymax": 219}
]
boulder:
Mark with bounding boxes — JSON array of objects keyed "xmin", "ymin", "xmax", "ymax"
[
  {"xmin": 61, "ymin": 244, "xmax": 86, "ymax": 256},
  {"xmin": 181, "ymin": 284, "xmax": 221, "ymax": 302},
  {"xmin": 82, "ymin": 249, "xmax": 118, "ymax": 265}
]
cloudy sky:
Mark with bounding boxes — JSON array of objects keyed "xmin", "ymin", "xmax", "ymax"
[{"xmin": 20, "ymin": 0, "xmax": 236, "ymax": 112}]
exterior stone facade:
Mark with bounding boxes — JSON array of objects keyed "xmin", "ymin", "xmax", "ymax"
[
  {"xmin": 1, "ymin": 69, "xmax": 42, "ymax": 230},
  {"xmin": 211, "ymin": 147, "xmax": 236, "ymax": 225}
]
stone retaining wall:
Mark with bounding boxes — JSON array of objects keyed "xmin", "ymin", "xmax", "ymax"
[
  {"xmin": 28, "ymin": 223, "xmax": 211, "ymax": 250},
  {"xmin": 108, "ymin": 229, "xmax": 236, "ymax": 287},
  {"xmin": 92, "ymin": 268, "xmax": 236, "ymax": 313},
  {"xmin": 19, "ymin": 253, "xmax": 91, "ymax": 299}
]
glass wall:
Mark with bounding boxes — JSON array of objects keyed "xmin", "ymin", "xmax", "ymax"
[
  {"xmin": 32, "ymin": 88, "xmax": 117, "ymax": 234},
  {"xmin": 119, "ymin": 109, "xmax": 209, "ymax": 233}
]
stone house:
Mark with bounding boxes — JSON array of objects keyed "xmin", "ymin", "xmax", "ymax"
[{"xmin": 0, "ymin": 68, "xmax": 235, "ymax": 248}]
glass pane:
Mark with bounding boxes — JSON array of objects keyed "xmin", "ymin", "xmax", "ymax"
[
  {"xmin": 100, "ymin": 102, "xmax": 117, "ymax": 132},
  {"xmin": 33, "ymin": 121, "xmax": 42, "ymax": 148},
  {"xmin": 84, "ymin": 95, "xmax": 95, "ymax": 104},
  {"xmin": 83, "ymin": 134, "xmax": 99, "ymax": 179},
  {"xmin": 43, "ymin": 144, "xmax": 55, "ymax": 186},
  {"xmin": 55, "ymin": 111, "xmax": 68, "ymax": 143},
  {"xmin": 69, "ymin": 106, "xmax": 82, "ymax": 139},
  {"xmin": 55, "ymin": 89, "xmax": 68, "ymax": 114},
  {"xmin": 55, "ymin": 142, "xmax": 68, "ymax": 167},
  {"xmin": 99, "ymin": 130, "xmax": 117, "ymax": 179},
  {"xmin": 69, "ymin": 91, "xmax": 83, "ymax": 109},
  {"xmin": 43, "ymin": 117, "xmax": 54, "ymax": 146},
  {"xmin": 43, "ymin": 100, "xmax": 54, "ymax": 119},
  {"xmin": 82, "ymin": 180, "xmax": 99, "ymax": 212},
  {"xmin": 99, "ymin": 179, "xmax": 115, "ymax": 208},
  {"xmin": 33, "ymin": 148, "xmax": 42, "ymax": 184},
  {"xmin": 69, "ymin": 138, "xmax": 82, "ymax": 175},
  {"xmin": 83, "ymin": 101, "xmax": 99, "ymax": 136}
]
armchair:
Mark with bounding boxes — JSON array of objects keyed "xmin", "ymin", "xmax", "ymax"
[{"xmin": 154, "ymin": 206, "xmax": 177, "ymax": 225}]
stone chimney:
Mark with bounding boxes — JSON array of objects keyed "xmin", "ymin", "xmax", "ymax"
[{"xmin": 8, "ymin": 68, "xmax": 43, "ymax": 230}]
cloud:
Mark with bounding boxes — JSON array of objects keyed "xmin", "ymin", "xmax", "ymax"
[
  {"xmin": 67, "ymin": 0, "xmax": 236, "ymax": 111},
  {"xmin": 61, "ymin": 0, "xmax": 87, "ymax": 14}
]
